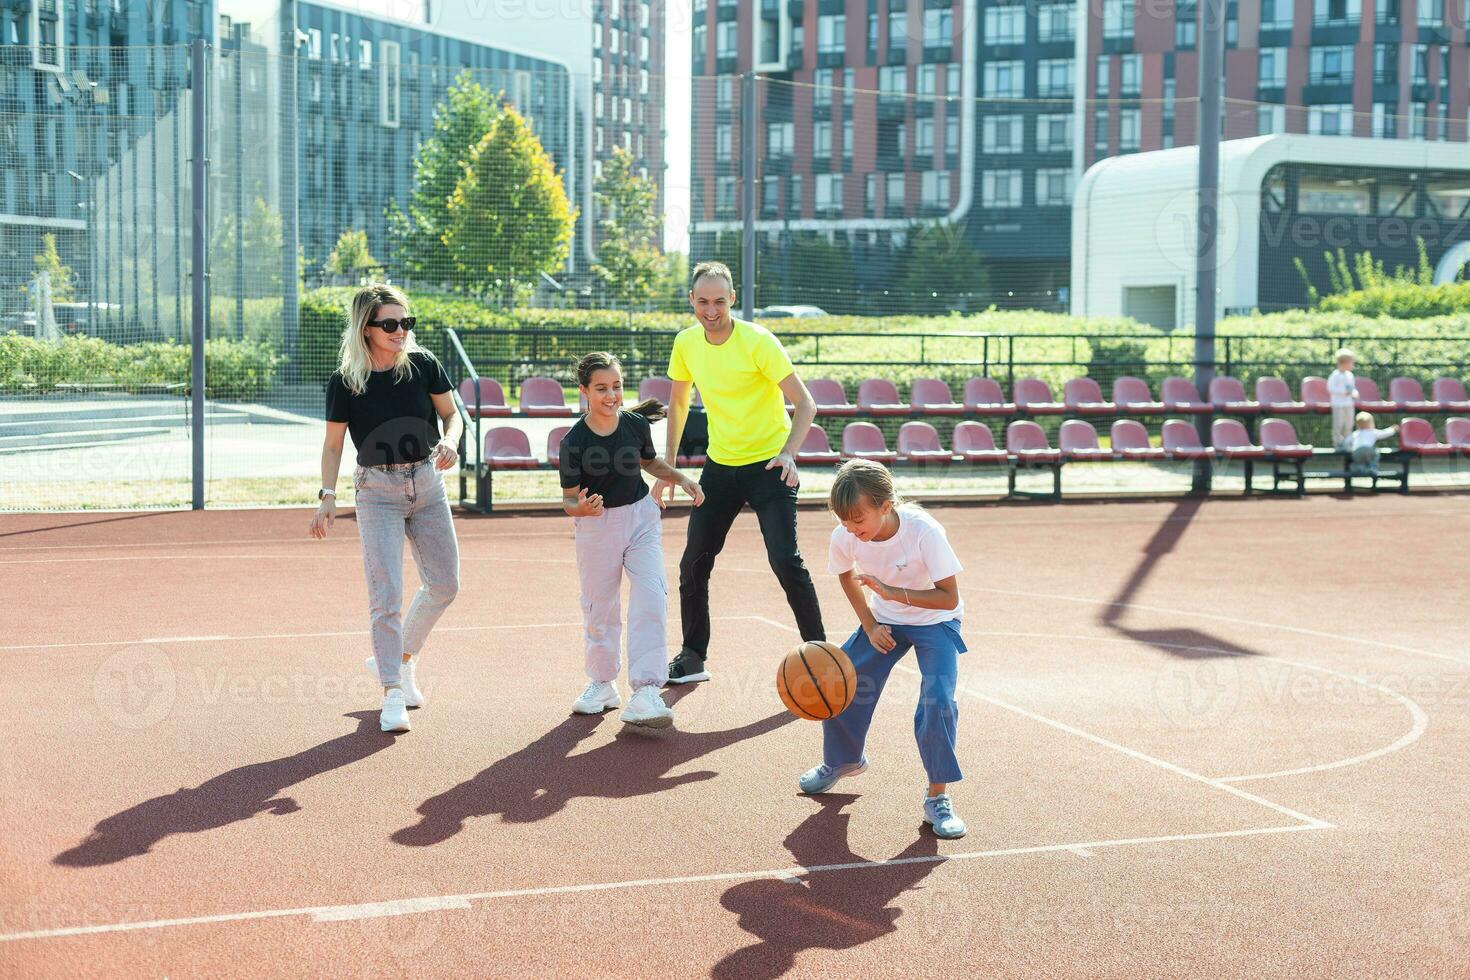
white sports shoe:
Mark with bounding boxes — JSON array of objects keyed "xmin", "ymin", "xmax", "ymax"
[
  {"xmin": 572, "ymin": 680, "xmax": 621, "ymax": 715},
  {"xmin": 365, "ymin": 655, "xmax": 424, "ymax": 708},
  {"xmin": 621, "ymin": 685, "xmax": 674, "ymax": 729},
  {"xmin": 380, "ymin": 688, "xmax": 410, "ymax": 733}
]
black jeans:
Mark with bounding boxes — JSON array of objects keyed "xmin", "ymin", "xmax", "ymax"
[{"xmin": 679, "ymin": 458, "xmax": 826, "ymax": 659}]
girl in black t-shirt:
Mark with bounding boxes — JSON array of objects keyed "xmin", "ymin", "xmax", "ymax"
[
  {"xmin": 561, "ymin": 352, "xmax": 703, "ymax": 728},
  {"xmin": 309, "ymin": 283, "xmax": 462, "ymax": 735}
]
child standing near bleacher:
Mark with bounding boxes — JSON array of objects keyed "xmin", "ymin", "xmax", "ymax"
[
  {"xmin": 1344, "ymin": 411, "xmax": 1400, "ymax": 476},
  {"xmin": 1328, "ymin": 348, "xmax": 1359, "ymax": 450}
]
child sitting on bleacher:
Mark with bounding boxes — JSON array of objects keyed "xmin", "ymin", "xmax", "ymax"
[{"xmin": 1344, "ymin": 411, "xmax": 1399, "ymax": 476}]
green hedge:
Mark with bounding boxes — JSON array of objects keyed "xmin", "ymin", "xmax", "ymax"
[
  {"xmin": 0, "ymin": 334, "xmax": 282, "ymax": 400},
  {"xmin": 1318, "ymin": 280, "xmax": 1470, "ymax": 318}
]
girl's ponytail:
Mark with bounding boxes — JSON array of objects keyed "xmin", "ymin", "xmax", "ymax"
[{"xmin": 629, "ymin": 398, "xmax": 667, "ymax": 422}]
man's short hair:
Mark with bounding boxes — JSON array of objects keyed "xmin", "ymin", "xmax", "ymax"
[{"xmin": 690, "ymin": 261, "xmax": 734, "ymax": 292}]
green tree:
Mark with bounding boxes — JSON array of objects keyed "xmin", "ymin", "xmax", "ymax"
[
  {"xmin": 388, "ymin": 71, "xmax": 502, "ymax": 285},
  {"xmin": 897, "ymin": 223, "xmax": 989, "ymax": 314},
  {"xmin": 324, "ymin": 229, "xmax": 382, "ymax": 281},
  {"xmin": 654, "ymin": 250, "xmax": 689, "ymax": 310},
  {"xmin": 211, "ymin": 196, "xmax": 296, "ymax": 297},
  {"xmin": 33, "ymin": 233, "xmax": 75, "ymax": 302},
  {"xmin": 591, "ymin": 146, "xmax": 662, "ymax": 306},
  {"xmin": 442, "ymin": 104, "xmax": 576, "ymax": 305}
]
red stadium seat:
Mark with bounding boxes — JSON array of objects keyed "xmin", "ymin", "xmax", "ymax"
[
  {"xmin": 1431, "ymin": 378, "xmax": 1470, "ymax": 412},
  {"xmin": 1389, "ymin": 377, "xmax": 1441, "ymax": 412},
  {"xmin": 951, "ymin": 421, "xmax": 1008, "ymax": 463},
  {"xmin": 520, "ymin": 377, "xmax": 576, "ymax": 417},
  {"xmin": 1110, "ymin": 419, "xmax": 1166, "ymax": 460},
  {"xmin": 794, "ymin": 424, "xmax": 842, "ymax": 465},
  {"xmin": 807, "ymin": 378, "xmax": 858, "ymax": 416},
  {"xmin": 676, "ymin": 453, "xmax": 708, "ymax": 466},
  {"xmin": 1445, "ymin": 417, "xmax": 1470, "ymax": 453},
  {"xmin": 897, "ymin": 421, "xmax": 952, "ymax": 463},
  {"xmin": 1208, "ymin": 377, "xmax": 1261, "ymax": 414},
  {"xmin": 857, "ymin": 379, "xmax": 910, "ymax": 416},
  {"xmin": 1354, "ymin": 377, "xmax": 1397, "ymax": 413},
  {"xmin": 1161, "ymin": 419, "xmax": 1216, "ymax": 459},
  {"xmin": 458, "ymin": 378, "xmax": 513, "ymax": 417},
  {"xmin": 962, "ymin": 377, "xmax": 1015, "ymax": 415},
  {"xmin": 1161, "ymin": 376, "xmax": 1210, "ymax": 414},
  {"xmin": 1259, "ymin": 418, "xmax": 1313, "ymax": 457},
  {"xmin": 1300, "ymin": 376, "xmax": 1332, "ymax": 413},
  {"xmin": 546, "ymin": 425, "xmax": 571, "ymax": 466},
  {"xmin": 638, "ymin": 377, "xmax": 673, "ymax": 404},
  {"xmin": 1059, "ymin": 419, "xmax": 1115, "ymax": 460},
  {"xmin": 1211, "ymin": 418, "xmax": 1267, "ymax": 459},
  {"xmin": 1006, "ymin": 420, "xmax": 1063, "ymax": 462},
  {"xmin": 1013, "ymin": 378, "xmax": 1066, "ymax": 415},
  {"xmin": 1063, "ymin": 378, "xmax": 1116, "ymax": 415},
  {"xmin": 910, "ymin": 378, "xmax": 966, "ymax": 415},
  {"xmin": 1112, "ymin": 376, "xmax": 1164, "ymax": 414},
  {"xmin": 1398, "ymin": 417, "xmax": 1452, "ymax": 455},
  {"xmin": 485, "ymin": 427, "xmax": 539, "ymax": 469},
  {"xmin": 1255, "ymin": 377, "xmax": 1307, "ymax": 414},
  {"xmin": 841, "ymin": 422, "xmax": 899, "ymax": 463}
]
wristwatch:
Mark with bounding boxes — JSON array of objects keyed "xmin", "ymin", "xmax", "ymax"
[{"xmin": 318, "ymin": 488, "xmax": 336, "ymax": 501}]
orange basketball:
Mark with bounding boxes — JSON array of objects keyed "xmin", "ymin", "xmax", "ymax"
[{"xmin": 776, "ymin": 641, "xmax": 858, "ymax": 720}]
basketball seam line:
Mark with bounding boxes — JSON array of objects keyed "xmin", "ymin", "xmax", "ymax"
[
  {"xmin": 797, "ymin": 644, "xmax": 836, "ymax": 720},
  {"xmin": 819, "ymin": 642, "xmax": 851, "ymax": 710},
  {"xmin": 780, "ymin": 656, "xmax": 820, "ymax": 721}
]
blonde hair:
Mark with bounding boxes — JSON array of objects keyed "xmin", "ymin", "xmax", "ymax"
[
  {"xmin": 1355, "ymin": 410, "xmax": 1374, "ymax": 427},
  {"xmin": 829, "ymin": 458, "xmax": 901, "ymax": 521},
  {"xmin": 690, "ymin": 260, "xmax": 734, "ymax": 293},
  {"xmin": 1335, "ymin": 347, "xmax": 1356, "ymax": 364},
  {"xmin": 337, "ymin": 283, "xmax": 427, "ymax": 395}
]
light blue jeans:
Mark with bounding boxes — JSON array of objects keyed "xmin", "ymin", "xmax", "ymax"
[
  {"xmin": 353, "ymin": 460, "xmax": 460, "ymax": 686},
  {"xmin": 823, "ymin": 620, "xmax": 967, "ymax": 785}
]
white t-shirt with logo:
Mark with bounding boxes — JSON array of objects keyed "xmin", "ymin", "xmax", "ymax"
[{"xmin": 827, "ymin": 505, "xmax": 964, "ymax": 627}]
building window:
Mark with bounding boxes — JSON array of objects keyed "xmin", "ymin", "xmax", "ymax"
[
  {"xmin": 1119, "ymin": 54, "xmax": 1140, "ymax": 96},
  {"xmin": 946, "ymin": 65, "xmax": 961, "ymax": 99},
  {"xmin": 1094, "ymin": 109, "xmax": 1110, "ymax": 152},
  {"xmin": 945, "ymin": 114, "xmax": 960, "ymax": 155},
  {"xmin": 1258, "ymin": 104, "xmax": 1286, "ymax": 135},
  {"xmin": 790, "ymin": 174, "xmax": 803, "ymax": 213},
  {"xmin": 886, "ymin": 172, "xmax": 905, "ymax": 210},
  {"xmin": 1261, "ymin": 0, "xmax": 1294, "ymax": 28},
  {"xmin": 1307, "ymin": 104, "xmax": 1355, "ymax": 135},
  {"xmin": 1095, "ymin": 56, "xmax": 1110, "ymax": 97},
  {"xmin": 1038, "ymin": 3, "xmax": 1075, "ymax": 43},
  {"xmin": 924, "ymin": 9, "xmax": 953, "ymax": 48},
  {"xmin": 982, "ymin": 114, "xmax": 1024, "ymax": 154},
  {"xmin": 1038, "ymin": 59, "xmax": 1073, "ymax": 98},
  {"xmin": 1036, "ymin": 168, "xmax": 1073, "ymax": 206},
  {"xmin": 983, "ymin": 61, "xmax": 1024, "ymax": 99},
  {"xmin": 818, "ymin": 14, "xmax": 845, "ymax": 53},
  {"xmin": 693, "ymin": 22, "xmax": 705, "ymax": 59},
  {"xmin": 715, "ymin": 123, "xmax": 732, "ymax": 157},
  {"xmin": 1373, "ymin": 44, "xmax": 1397, "ymax": 84},
  {"xmin": 762, "ymin": 175, "xmax": 780, "ymax": 215},
  {"xmin": 1314, "ymin": 0, "xmax": 1362, "ymax": 25},
  {"xmin": 32, "ymin": 0, "xmax": 65, "ymax": 73},
  {"xmin": 1410, "ymin": 102, "xmax": 1428, "ymax": 139},
  {"xmin": 1102, "ymin": 0, "xmax": 1133, "ymax": 40},
  {"xmin": 888, "ymin": 9, "xmax": 908, "ymax": 52},
  {"xmin": 814, "ymin": 68, "xmax": 833, "ymax": 105},
  {"xmin": 1371, "ymin": 103, "xmax": 1397, "ymax": 138},
  {"xmin": 379, "ymin": 40, "xmax": 401, "ymax": 128},
  {"xmin": 916, "ymin": 64, "xmax": 937, "ymax": 97},
  {"xmin": 1119, "ymin": 109, "xmax": 1140, "ymax": 150},
  {"xmin": 982, "ymin": 170, "xmax": 1023, "ymax": 208},
  {"xmin": 814, "ymin": 120, "xmax": 832, "ymax": 157},
  {"xmin": 1036, "ymin": 113, "xmax": 1073, "ymax": 152},
  {"xmin": 866, "ymin": 173, "xmax": 878, "ymax": 213},
  {"xmin": 1310, "ymin": 46, "xmax": 1354, "ymax": 85},
  {"xmin": 920, "ymin": 170, "xmax": 951, "ymax": 210},
  {"xmin": 717, "ymin": 76, "xmax": 733, "ymax": 110},
  {"xmin": 984, "ymin": 6, "xmax": 1026, "ymax": 45},
  {"xmin": 916, "ymin": 117, "xmax": 935, "ymax": 155},
  {"xmin": 716, "ymin": 176, "xmax": 736, "ymax": 215},
  {"xmin": 879, "ymin": 65, "xmax": 907, "ymax": 97},
  {"xmin": 816, "ymin": 173, "xmax": 843, "ymax": 213},
  {"xmin": 1417, "ymin": 0, "xmax": 1444, "ymax": 25},
  {"xmin": 767, "ymin": 121, "xmax": 794, "ymax": 156},
  {"xmin": 1259, "ymin": 47, "xmax": 1287, "ymax": 88},
  {"xmin": 843, "ymin": 118, "xmax": 853, "ymax": 160},
  {"xmin": 1412, "ymin": 44, "xmax": 1429, "ymax": 84},
  {"xmin": 716, "ymin": 21, "xmax": 737, "ymax": 59}
]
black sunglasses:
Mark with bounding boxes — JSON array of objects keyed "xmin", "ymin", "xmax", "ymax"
[{"xmin": 367, "ymin": 316, "xmax": 416, "ymax": 333}]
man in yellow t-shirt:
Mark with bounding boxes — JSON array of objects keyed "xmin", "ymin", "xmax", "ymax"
[{"xmin": 652, "ymin": 261, "xmax": 826, "ymax": 684}]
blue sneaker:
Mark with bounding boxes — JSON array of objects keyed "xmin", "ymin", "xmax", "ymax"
[
  {"xmin": 797, "ymin": 759, "xmax": 868, "ymax": 795},
  {"xmin": 923, "ymin": 793, "xmax": 967, "ymax": 839}
]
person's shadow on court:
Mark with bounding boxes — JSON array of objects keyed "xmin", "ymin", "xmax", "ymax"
[
  {"xmin": 393, "ymin": 687, "xmax": 794, "ymax": 846},
  {"xmin": 54, "ymin": 711, "xmax": 392, "ymax": 867},
  {"xmin": 712, "ymin": 794, "xmax": 943, "ymax": 980}
]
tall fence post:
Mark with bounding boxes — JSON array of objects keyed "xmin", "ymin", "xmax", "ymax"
[
  {"xmin": 190, "ymin": 37, "xmax": 209, "ymax": 511},
  {"xmin": 280, "ymin": 0, "xmax": 300, "ymax": 382},
  {"xmin": 1193, "ymin": 0, "xmax": 1225, "ymax": 493},
  {"xmin": 741, "ymin": 71, "xmax": 757, "ymax": 321}
]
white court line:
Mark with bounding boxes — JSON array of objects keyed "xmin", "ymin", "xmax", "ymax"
[
  {"xmin": 0, "ymin": 823, "xmax": 1324, "ymax": 943},
  {"xmin": 968, "ymin": 585, "xmax": 1470, "ymax": 667},
  {"xmin": 747, "ymin": 617, "xmax": 1331, "ymax": 829}
]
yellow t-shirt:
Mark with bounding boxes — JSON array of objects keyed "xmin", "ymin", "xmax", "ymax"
[{"xmin": 667, "ymin": 318, "xmax": 795, "ymax": 466}]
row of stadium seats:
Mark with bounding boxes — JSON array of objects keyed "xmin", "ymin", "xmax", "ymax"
[
  {"xmin": 459, "ymin": 375, "xmax": 1470, "ymax": 419},
  {"xmin": 479, "ymin": 417, "xmax": 1470, "ymax": 471}
]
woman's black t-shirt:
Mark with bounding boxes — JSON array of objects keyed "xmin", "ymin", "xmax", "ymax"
[
  {"xmin": 559, "ymin": 411, "xmax": 656, "ymax": 509},
  {"xmin": 325, "ymin": 351, "xmax": 453, "ymax": 466}
]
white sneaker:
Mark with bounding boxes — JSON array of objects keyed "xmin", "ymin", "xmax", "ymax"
[
  {"xmin": 621, "ymin": 685, "xmax": 674, "ymax": 729},
  {"xmin": 380, "ymin": 688, "xmax": 410, "ymax": 733},
  {"xmin": 365, "ymin": 655, "xmax": 425, "ymax": 708},
  {"xmin": 572, "ymin": 680, "xmax": 621, "ymax": 715}
]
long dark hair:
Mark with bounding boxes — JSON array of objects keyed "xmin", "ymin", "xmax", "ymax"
[{"xmin": 575, "ymin": 351, "xmax": 666, "ymax": 421}]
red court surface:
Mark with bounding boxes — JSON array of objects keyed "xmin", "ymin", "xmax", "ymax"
[{"xmin": 3, "ymin": 494, "xmax": 1470, "ymax": 977}]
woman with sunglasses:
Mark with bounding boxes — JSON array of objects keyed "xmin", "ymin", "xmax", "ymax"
[{"xmin": 310, "ymin": 283, "xmax": 462, "ymax": 734}]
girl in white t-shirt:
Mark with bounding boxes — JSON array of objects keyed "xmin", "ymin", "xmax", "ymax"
[{"xmin": 797, "ymin": 459, "xmax": 969, "ymax": 839}]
